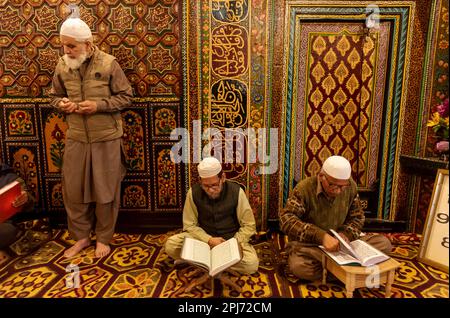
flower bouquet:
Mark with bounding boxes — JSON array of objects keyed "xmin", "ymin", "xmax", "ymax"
[{"xmin": 427, "ymin": 98, "xmax": 449, "ymax": 160}]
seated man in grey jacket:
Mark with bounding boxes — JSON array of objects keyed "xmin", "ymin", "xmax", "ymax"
[{"xmin": 165, "ymin": 157, "xmax": 259, "ymax": 275}]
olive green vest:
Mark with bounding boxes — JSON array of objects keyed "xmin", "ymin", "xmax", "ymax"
[
  {"xmin": 192, "ymin": 181, "xmax": 241, "ymax": 240},
  {"xmin": 296, "ymin": 176, "xmax": 358, "ymax": 232},
  {"xmin": 56, "ymin": 48, "xmax": 123, "ymax": 143}
]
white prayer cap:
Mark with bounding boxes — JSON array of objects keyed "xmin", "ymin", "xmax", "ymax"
[
  {"xmin": 60, "ymin": 17, "xmax": 92, "ymax": 41},
  {"xmin": 198, "ymin": 157, "xmax": 222, "ymax": 178},
  {"xmin": 322, "ymin": 155, "xmax": 351, "ymax": 180}
]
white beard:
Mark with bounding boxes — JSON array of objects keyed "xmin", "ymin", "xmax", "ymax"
[{"xmin": 63, "ymin": 52, "xmax": 88, "ymax": 70}]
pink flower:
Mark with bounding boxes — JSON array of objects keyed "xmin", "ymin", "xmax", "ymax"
[
  {"xmin": 436, "ymin": 141, "xmax": 449, "ymax": 153},
  {"xmin": 437, "ymin": 98, "xmax": 449, "ymax": 117}
]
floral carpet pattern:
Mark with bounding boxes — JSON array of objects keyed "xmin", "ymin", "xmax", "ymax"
[{"xmin": 0, "ymin": 221, "xmax": 448, "ymax": 298}]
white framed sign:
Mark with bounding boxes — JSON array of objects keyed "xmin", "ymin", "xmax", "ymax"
[{"xmin": 418, "ymin": 169, "xmax": 449, "ymax": 273}]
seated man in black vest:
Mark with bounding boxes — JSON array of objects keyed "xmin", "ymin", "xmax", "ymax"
[{"xmin": 164, "ymin": 157, "xmax": 259, "ymax": 275}]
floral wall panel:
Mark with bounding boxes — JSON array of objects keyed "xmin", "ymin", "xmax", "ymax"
[
  {"xmin": 152, "ymin": 143, "xmax": 181, "ymax": 211},
  {"xmin": 120, "ymin": 180, "xmax": 151, "ymax": 210},
  {"xmin": 150, "ymin": 103, "xmax": 180, "ymax": 139},
  {"xmin": 41, "ymin": 106, "xmax": 68, "ymax": 174},
  {"xmin": 1, "ymin": 106, "xmax": 38, "ymax": 140},
  {"xmin": 0, "ymin": 104, "xmax": 41, "ymax": 211},
  {"xmin": 410, "ymin": 0, "xmax": 449, "ymax": 233},
  {"xmin": 421, "ymin": 0, "xmax": 449, "ymax": 158},
  {"xmin": 5, "ymin": 144, "xmax": 41, "ymax": 206},
  {"xmin": 121, "ymin": 106, "xmax": 149, "ymax": 175},
  {"xmin": 45, "ymin": 179, "xmax": 64, "ymax": 210},
  {"xmin": 5, "ymin": 108, "xmax": 36, "ymax": 137}
]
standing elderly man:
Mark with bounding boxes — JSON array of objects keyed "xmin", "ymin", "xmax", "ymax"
[
  {"xmin": 165, "ymin": 157, "xmax": 259, "ymax": 275},
  {"xmin": 49, "ymin": 12, "xmax": 133, "ymax": 258},
  {"xmin": 279, "ymin": 155, "xmax": 392, "ymax": 281}
]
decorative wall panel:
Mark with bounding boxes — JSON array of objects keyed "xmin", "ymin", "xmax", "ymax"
[
  {"xmin": 4, "ymin": 143, "xmax": 42, "ymax": 205},
  {"xmin": 294, "ymin": 23, "xmax": 390, "ymax": 188},
  {"xmin": 187, "ymin": 0, "xmax": 274, "ymax": 231},
  {"xmin": 41, "ymin": 107, "xmax": 68, "ymax": 174},
  {"xmin": 410, "ymin": 0, "xmax": 449, "ymax": 233},
  {"xmin": 0, "ymin": 1, "xmax": 182, "ymax": 99},
  {"xmin": 151, "ymin": 103, "xmax": 179, "ymax": 139},
  {"xmin": 152, "ymin": 142, "xmax": 182, "ymax": 211},
  {"xmin": 280, "ymin": 2, "xmax": 416, "ymax": 221},
  {"xmin": 122, "ymin": 107, "xmax": 148, "ymax": 174},
  {"xmin": 45, "ymin": 178, "xmax": 64, "ymax": 210},
  {"xmin": 418, "ymin": 0, "xmax": 449, "ymax": 158},
  {"xmin": 120, "ymin": 180, "xmax": 151, "ymax": 210}
]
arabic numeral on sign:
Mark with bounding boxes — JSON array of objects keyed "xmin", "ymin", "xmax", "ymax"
[
  {"xmin": 442, "ymin": 237, "xmax": 449, "ymax": 249},
  {"xmin": 436, "ymin": 213, "xmax": 449, "ymax": 224}
]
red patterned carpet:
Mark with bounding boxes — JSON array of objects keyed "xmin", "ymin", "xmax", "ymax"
[{"xmin": 0, "ymin": 220, "xmax": 448, "ymax": 298}]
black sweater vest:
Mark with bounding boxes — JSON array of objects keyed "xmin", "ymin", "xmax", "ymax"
[{"xmin": 192, "ymin": 181, "xmax": 240, "ymax": 240}]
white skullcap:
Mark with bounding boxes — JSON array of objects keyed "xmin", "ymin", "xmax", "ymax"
[
  {"xmin": 322, "ymin": 155, "xmax": 351, "ymax": 180},
  {"xmin": 60, "ymin": 18, "xmax": 92, "ymax": 40},
  {"xmin": 198, "ymin": 157, "xmax": 222, "ymax": 178}
]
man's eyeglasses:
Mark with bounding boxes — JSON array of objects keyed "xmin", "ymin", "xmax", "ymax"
[
  {"xmin": 322, "ymin": 174, "xmax": 349, "ymax": 190},
  {"xmin": 201, "ymin": 179, "xmax": 222, "ymax": 190}
]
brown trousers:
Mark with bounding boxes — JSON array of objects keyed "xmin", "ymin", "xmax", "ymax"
[
  {"xmin": 62, "ymin": 139, "xmax": 126, "ymax": 244},
  {"xmin": 287, "ymin": 233, "xmax": 393, "ymax": 281},
  {"xmin": 65, "ymin": 198, "xmax": 121, "ymax": 244}
]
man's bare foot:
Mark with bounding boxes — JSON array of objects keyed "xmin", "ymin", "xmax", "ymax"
[
  {"xmin": 95, "ymin": 242, "xmax": 111, "ymax": 258},
  {"xmin": 218, "ymin": 272, "xmax": 242, "ymax": 292},
  {"xmin": 0, "ymin": 250, "xmax": 10, "ymax": 266},
  {"xmin": 64, "ymin": 238, "xmax": 91, "ymax": 258}
]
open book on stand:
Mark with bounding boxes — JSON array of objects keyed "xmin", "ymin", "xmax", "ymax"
[
  {"xmin": 320, "ymin": 229, "xmax": 390, "ymax": 267},
  {"xmin": 0, "ymin": 180, "xmax": 21, "ymax": 223},
  {"xmin": 179, "ymin": 237, "xmax": 242, "ymax": 277}
]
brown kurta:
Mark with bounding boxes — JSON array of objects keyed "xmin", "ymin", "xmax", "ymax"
[
  {"xmin": 50, "ymin": 48, "xmax": 133, "ymax": 113},
  {"xmin": 62, "ymin": 139, "xmax": 126, "ymax": 204},
  {"xmin": 62, "ymin": 140, "xmax": 125, "ymax": 244},
  {"xmin": 50, "ymin": 47, "xmax": 132, "ymax": 243}
]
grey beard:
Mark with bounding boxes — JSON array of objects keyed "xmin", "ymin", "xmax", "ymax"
[{"xmin": 63, "ymin": 52, "xmax": 88, "ymax": 70}]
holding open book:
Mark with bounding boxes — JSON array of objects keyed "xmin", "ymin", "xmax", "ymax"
[
  {"xmin": 320, "ymin": 229, "xmax": 390, "ymax": 267},
  {"xmin": 180, "ymin": 237, "xmax": 242, "ymax": 277}
]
